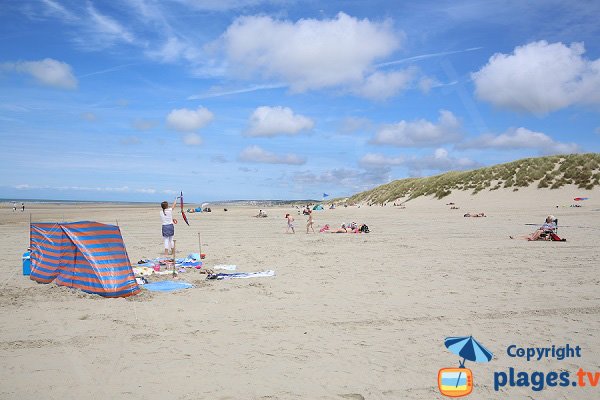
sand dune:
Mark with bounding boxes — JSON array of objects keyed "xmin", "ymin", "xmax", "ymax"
[{"xmin": 1, "ymin": 186, "xmax": 598, "ymax": 399}]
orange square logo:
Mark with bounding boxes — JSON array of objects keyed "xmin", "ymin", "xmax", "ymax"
[{"xmin": 438, "ymin": 368, "xmax": 473, "ymax": 397}]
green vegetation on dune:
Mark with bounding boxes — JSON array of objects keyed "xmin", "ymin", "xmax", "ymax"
[{"xmin": 348, "ymin": 153, "xmax": 600, "ymax": 204}]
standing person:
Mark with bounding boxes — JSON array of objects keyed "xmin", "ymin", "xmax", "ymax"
[
  {"xmin": 21, "ymin": 202, "xmax": 25, "ymax": 212},
  {"xmin": 306, "ymin": 209, "xmax": 315, "ymax": 233},
  {"xmin": 160, "ymin": 197, "xmax": 178, "ymax": 256},
  {"xmin": 12, "ymin": 202, "xmax": 16, "ymax": 212},
  {"xmin": 285, "ymin": 213, "xmax": 295, "ymax": 234}
]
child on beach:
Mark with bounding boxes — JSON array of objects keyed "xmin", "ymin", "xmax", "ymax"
[
  {"xmin": 306, "ymin": 209, "xmax": 315, "ymax": 233},
  {"xmin": 285, "ymin": 214, "xmax": 295, "ymax": 234},
  {"xmin": 160, "ymin": 198, "xmax": 178, "ymax": 256}
]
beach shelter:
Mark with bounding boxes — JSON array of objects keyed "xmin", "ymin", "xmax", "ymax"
[
  {"xmin": 29, "ymin": 221, "xmax": 140, "ymax": 297},
  {"xmin": 312, "ymin": 204, "xmax": 324, "ymax": 210}
]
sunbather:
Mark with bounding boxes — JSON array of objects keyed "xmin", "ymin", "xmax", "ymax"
[{"xmin": 527, "ymin": 215, "xmax": 557, "ymax": 241}]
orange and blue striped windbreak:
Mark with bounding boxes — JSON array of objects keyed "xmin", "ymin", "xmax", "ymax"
[{"xmin": 30, "ymin": 221, "xmax": 140, "ymax": 297}]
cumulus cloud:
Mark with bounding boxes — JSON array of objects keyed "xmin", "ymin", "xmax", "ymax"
[
  {"xmin": 371, "ymin": 110, "xmax": 463, "ymax": 147},
  {"xmin": 220, "ymin": 12, "xmax": 402, "ymax": 93},
  {"xmin": 183, "ymin": 133, "xmax": 203, "ymax": 145},
  {"xmin": 404, "ymin": 148, "xmax": 479, "ymax": 175},
  {"xmin": 166, "ymin": 106, "xmax": 214, "ymax": 132},
  {"xmin": 238, "ymin": 145, "xmax": 305, "ymax": 165},
  {"xmin": 459, "ymin": 127, "xmax": 579, "ymax": 155},
  {"xmin": 246, "ymin": 106, "xmax": 314, "ymax": 137},
  {"xmin": 293, "ymin": 167, "xmax": 391, "ymax": 190},
  {"xmin": 353, "ymin": 69, "xmax": 415, "ymax": 100},
  {"xmin": 359, "ymin": 153, "xmax": 405, "ymax": 167},
  {"xmin": 472, "ymin": 41, "xmax": 600, "ymax": 113},
  {"xmin": 2, "ymin": 58, "xmax": 78, "ymax": 89}
]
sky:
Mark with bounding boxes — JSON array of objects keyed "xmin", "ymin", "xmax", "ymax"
[{"xmin": 1, "ymin": 0, "xmax": 599, "ymax": 202}]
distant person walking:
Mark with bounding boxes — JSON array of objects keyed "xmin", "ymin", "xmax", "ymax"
[
  {"xmin": 306, "ymin": 209, "xmax": 315, "ymax": 233},
  {"xmin": 21, "ymin": 202, "xmax": 25, "ymax": 212},
  {"xmin": 12, "ymin": 202, "xmax": 16, "ymax": 212},
  {"xmin": 160, "ymin": 197, "xmax": 178, "ymax": 256},
  {"xmin": 285, "ymin": 213, "xmax": 295, "ymax": 234}
]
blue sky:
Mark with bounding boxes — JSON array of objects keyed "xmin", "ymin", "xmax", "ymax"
[{"xmin": 1, "ymin": 0, "xmax": 599, "ymax": 202}]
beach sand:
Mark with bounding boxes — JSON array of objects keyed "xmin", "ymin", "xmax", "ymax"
[{"xmin": 1, "ymin": 187, "xmax": 599, "ymax": 399}]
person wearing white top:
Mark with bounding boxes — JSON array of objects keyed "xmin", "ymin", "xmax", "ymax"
[{"xmin": 160, "ymin": 198, "xmax": 178, "ymax": 256}]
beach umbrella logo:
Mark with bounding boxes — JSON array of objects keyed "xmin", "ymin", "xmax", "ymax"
[{"xmin": 438, "ymin": 336, "xmax": 493, "ymax": 397}]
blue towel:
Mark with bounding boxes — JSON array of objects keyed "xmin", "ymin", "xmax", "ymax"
[{"xmin": 143, "ymin": 280, "xmax": 193, "ymax": 292}]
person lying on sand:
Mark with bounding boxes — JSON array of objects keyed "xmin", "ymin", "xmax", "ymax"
[
  {"xmin": 464, "ymin": 212, "xmax": 486, "ymax": 217},
  {"xmin": 319, "ymin": 222, "xmax": 368, "ymax": 233}
]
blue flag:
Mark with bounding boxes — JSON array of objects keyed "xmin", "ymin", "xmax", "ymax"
[{"xmin": 323, "ymin": 193, "xmax": 329, "ymax": 198}]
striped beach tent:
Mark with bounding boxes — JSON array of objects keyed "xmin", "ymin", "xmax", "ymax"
[{"xmin": 30, "ymin": 221, "xmax": 140, "ymax": 297}]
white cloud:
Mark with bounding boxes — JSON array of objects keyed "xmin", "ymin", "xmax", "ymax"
[
  {"xmin": 221, "ymin": 12, "xmax": 402, "ymax": 93},
  {"xmin": 404, "ymin": 148, "xmax": 479, "ymax": 175},
  {"xmin": 86, "ymin": 3, "xmax": 135, "ymax": 44},
  {"xmin": 166, "ymin": 106, "xmax": 214, "ymax": 132},
  {"xmin": 238, "ymin": 145, "xmax": 305, "ymax": 165},
  {"xmin": 459, "ymin": 127, "xmax": 579, "ymax": 154},
  {"xmin": 183, "ymin": 133, "xmax": 203, "ymax": 145},
  {"xmin": 353, "ymin": 69, "xmax": 415, "ymax": 100},
  {"xmin": 246, "ymin": 106, "xmax": 314, "ymax": 137},
  {"xmin": 3, "ymin": 58, "xmax": 78, "ymax": 89},
  {"xmin": 293, "ymin": 167, "xmax": 391, "ymax": 190},
  {"xmin": 472, "ymin": 41, "xmax": 600, "ymax": 113},
  {"xmin": 359, "ymin": 153, "xmax": 405, "ymax": 167},
  {"xmin": 41, "ymin": 0, "xmax": 78, "ymax": 21},
  {"xmin": 371, "ymin": 110, "xmax": 463, "ymax": 147}
]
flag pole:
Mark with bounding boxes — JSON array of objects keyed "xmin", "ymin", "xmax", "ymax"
[
  {"xmin": 198, "ymin": 232, "xmax": 202, "ymax": 256},
  {"xmin": 172, "ymin": 239, "xmax": 177, "ymax": 278}
]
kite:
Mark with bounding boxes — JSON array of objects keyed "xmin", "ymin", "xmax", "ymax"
[{"xmin": 180, "ymin": 191, "xmax": 190, "ymax": 226}]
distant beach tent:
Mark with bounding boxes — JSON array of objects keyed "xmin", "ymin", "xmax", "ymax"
[
  {"xmin": 312, "ymin": 204, "xmax": 324, "ymax": 210},
  {"xmin": 29, "ymin": 221, "xmax": 140, "ymax": 297}
]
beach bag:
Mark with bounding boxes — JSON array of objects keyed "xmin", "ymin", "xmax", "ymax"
[{"xmin": 360, "ymin": 224, "xmax": 370, "ymax": 233}]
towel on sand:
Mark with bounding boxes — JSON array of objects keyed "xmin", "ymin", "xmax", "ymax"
[
  {"xmin": 206, "ymin": 270, "xmax": 275, "ymax": 280},
  {"xmin": 143, "ymin": 280, "xmax": 193, "ymax": 292}
]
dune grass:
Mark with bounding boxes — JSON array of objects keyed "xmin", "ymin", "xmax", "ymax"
[{"xmin": 347, "ymin": 153, "xmax": 600, "ymax": 204}]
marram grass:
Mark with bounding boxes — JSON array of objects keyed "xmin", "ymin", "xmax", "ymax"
[{"xmin": 347, "ymin": 153, "xmax": 600, "ymax": 204}]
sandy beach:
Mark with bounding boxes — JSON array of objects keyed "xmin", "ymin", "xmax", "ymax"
[{"xmin": 1, "ymin": 187, "xmax": 599, "ymax": 399}]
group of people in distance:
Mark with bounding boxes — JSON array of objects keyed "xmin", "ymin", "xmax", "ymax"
[
  {"xmin": 285, "ymin": 207, "xmax": 314, "ymax": 234},
  {"xmin": 285, "ymin": 206, "xmax": 369, "ymax": 234}
]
